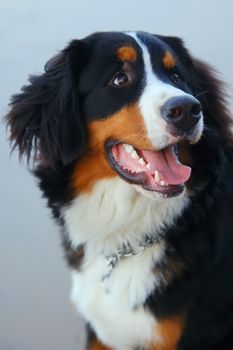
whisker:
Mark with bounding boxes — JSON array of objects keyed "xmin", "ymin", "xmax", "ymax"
[
  {"xmin": 201, "ymin": 124, "xmax": 211, "ymax": 141},
  {"xmin": 195, "ymin": 90, "xmax": 209, "ymax": 98}
]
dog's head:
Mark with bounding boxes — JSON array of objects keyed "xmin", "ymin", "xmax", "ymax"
[{"xmin": 6, "ymin": 31, "xmax": 231, "ymax": 199}]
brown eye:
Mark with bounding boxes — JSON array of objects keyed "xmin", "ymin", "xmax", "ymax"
[
  {"xmin": 170, "ymin": 68, "xmax": 182, "ymax": 84},
  {"xmin": 112, "ymin": 72, "xmax": 130, "ymax": 87},
  {"xmin": 171, "ymin": 72, "xmax": 181, "ymax": 84}
]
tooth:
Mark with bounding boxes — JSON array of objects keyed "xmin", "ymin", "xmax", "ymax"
[
  {"xmin": 123, "ymin": 144, "xmax": 134, "ymax": 153},
  {"xmin": 131, "ymin": 150, "xmax": 139, "ymax": 159},
  {"xmin": 146, "ymin": 163, "xmax": 151, "ymax": 170},
  {"xmin": 138, "ymin": 157, "xmax": 146, "ymax": 165},
  {"xmin": 160, "ymin": 180, "xmax": 165, "ymax": 186},
  {"xmin": 154, "ymin": 170, "xmax": 160, "ymax": 183}
]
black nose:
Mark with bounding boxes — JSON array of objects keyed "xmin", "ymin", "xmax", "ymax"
[{"xmin": 161, "ymin": 96, "xmax": 202, "ymax": 134}]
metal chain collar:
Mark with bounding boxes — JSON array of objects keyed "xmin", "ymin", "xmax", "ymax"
[{"xmin": 101, "ymin": 233, "xmax": 165, "ymax": 290}]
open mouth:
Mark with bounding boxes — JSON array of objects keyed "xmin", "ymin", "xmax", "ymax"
[{"xmin": 106, "ymin": 141, "xmax": 191, "ymax": 198}]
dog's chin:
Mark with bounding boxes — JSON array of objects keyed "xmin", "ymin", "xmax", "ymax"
[
  {"xmin": 133, "ymin": 183, "xmax": 186, "ymax": 200},
  {"xmin": 105, "ymin": 140, "xmax": 192, "ymax": 200}
]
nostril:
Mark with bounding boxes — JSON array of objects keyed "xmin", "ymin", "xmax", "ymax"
[
  {"xmin": 168, "ymin": 106, "xmax": 183, "ymax": 119},
  {"xmin": 191, "ymin": 103, "xmax": 202, "ymax": 116},
  {"xmin": 161, "ymin": 96, "xmax": 202, "ymax": 123},
  {"xmin": 161, "ymin": 96, "xmax": 202, "ymax": 134}
]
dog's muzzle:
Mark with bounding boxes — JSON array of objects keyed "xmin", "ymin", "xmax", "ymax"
[{"xmin": 161, "ymin": 95, "xmax": 202, "ymax": 137}]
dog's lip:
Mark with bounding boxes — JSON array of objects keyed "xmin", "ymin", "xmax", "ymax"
[{"xmin": 105, "ymin": 140, "xmax": 191, "ymax": 197}]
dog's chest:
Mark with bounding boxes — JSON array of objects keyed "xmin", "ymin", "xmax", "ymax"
[
  {"xmin": 64, "ymin": 178, "xmax": 188, "ymax": 349},
  {"xmin": 71, "ymin": 245, "xmax": 163, "ymax": 349}
]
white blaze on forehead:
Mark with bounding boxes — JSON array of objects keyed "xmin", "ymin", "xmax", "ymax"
[{"xmin": 126, "ymin": 32, "xmax": 193, "ymax": 149}]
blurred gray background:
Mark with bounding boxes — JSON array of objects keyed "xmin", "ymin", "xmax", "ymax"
[{"xmin": 0, "ymin": 1, "xmax": 232, "ymax": 349}]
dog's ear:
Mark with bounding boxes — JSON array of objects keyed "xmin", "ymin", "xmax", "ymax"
[
  {"xmin": 188, "ymin": 58, "xmax": 232, "ymax": 141},
  {"xmin": 5, "ymin": 39, "xmax": 87, "ymax": 168}
]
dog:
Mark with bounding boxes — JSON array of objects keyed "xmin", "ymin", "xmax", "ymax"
[{"xmin": 5, "ymin": 31, "xmax": 233, "ymax": 350}]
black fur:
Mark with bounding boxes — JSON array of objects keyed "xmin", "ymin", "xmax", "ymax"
[
  {"xmin": 6, "ymin": 40, "xmax": 87, "ymax": 168},
  {"xmin": 5, "ymin": 32, "xmax": 233, "ymax": 350},
  {"xmin": 144, "ymin": 52, "xmax": 233, "ymax": 349}
]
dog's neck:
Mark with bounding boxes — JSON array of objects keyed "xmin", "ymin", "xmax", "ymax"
[{"xmin": 63, "ymin": 178, "xmax": 189, "ymax": 256}]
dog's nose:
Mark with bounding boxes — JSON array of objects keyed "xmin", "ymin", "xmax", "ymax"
[{"xmin": 161, "ymin": 96, "xmax": 202, "ymax": 134}]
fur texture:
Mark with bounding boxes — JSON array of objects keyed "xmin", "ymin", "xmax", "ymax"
[{"xmin": 5, "ymin": 31, "xmax": 233, "ymax": 350}]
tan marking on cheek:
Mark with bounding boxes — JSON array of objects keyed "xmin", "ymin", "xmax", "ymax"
[
  {"xmin": 88, "ymin": 341, "xmax": 112, "ymax": 350},
  {"xmin": 117, "ymin": 46, "xmax": 137, "ymax": 62},
  {"xmin": 150, "ymin": 315, "xmax": 185, "ymax": 350},
  {"xmin": 71, "ymin": 148, "xmax": 116, "ymax": 194},
  {"xmin": 163, "ymin": 52, "xmax": 176, "ymax": 69},
  {"xmin": 71, "ymin": 104, "xmax": 152, "ymax": 194},
  {"xmin": 88, "ymin": 104, "xmax": 152, "ymax": 151}
]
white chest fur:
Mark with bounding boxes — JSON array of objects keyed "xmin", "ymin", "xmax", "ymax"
[
  {"xmin": 64, "ymin": 178, "xmax": 188, "ymax": 349},
  {"xmin": 71, "ymin": 249, "xmax": 163, "ymax": 350}
]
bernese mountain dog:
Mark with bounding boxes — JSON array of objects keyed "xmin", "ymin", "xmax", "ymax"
[{"xmin": 5, "ymin": 31, "xmax": 233, "ymax": 350}]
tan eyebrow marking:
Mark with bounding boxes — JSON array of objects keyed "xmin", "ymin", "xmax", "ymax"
[
  {"xmin": 117, "ymin": 46, "xmax": 137, "ymax": 62},
  {"xmin": 163, "ymin": 51, "xmax": 176, "ymax": 69}
]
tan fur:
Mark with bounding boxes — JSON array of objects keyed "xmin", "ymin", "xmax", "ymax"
[
  {"xmin": 88, "ymin": 315, "xmax": 185, "ymax": 350},
  {"xmin": 163, "ymin": 52, "xmax": 176, "ymax": 69},
  {"xmin": 150, "ymin": 315, "xmax": 185, "ymax": 350},
  {"xmin": 117, "ymin": 46, "xmax": 137, "ymax": 62},
  {"xmin": 71, "ymin": 104, "xmax": 152, "ymax": 193},
  {"xmin": 88, "ymin": 341, "xmax": 112, "ymax": 350}
]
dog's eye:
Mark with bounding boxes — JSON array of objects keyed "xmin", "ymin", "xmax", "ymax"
[
  {"xmin": 111, "ymin": 72, "xmax": 130, "ymax": 87},
  {"xmin": 170, "ymin": 68, "xmax": 182, "ymax": 84}
]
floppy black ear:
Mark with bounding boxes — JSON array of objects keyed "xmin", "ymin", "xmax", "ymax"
[
  {"xmin": 188, "ymin": 58, "xmax": 232, "ymax": 141},
  {"xmin": 5, "ymin": 39, "xmax": 87, "ymax": 168}
]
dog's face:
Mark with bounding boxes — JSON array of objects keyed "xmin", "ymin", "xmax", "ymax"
[
  {"xmin": 75, "ymin": 32, "xmax": 203, "ymax": 198},
  {"xmin": 8, "ymin": 31, "xmax": 221, "ymax": 201}
]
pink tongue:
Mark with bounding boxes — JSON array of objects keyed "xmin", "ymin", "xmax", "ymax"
[{"xmin": 141, "ymin": 147, "xmax": 191, "ymax": 185}]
